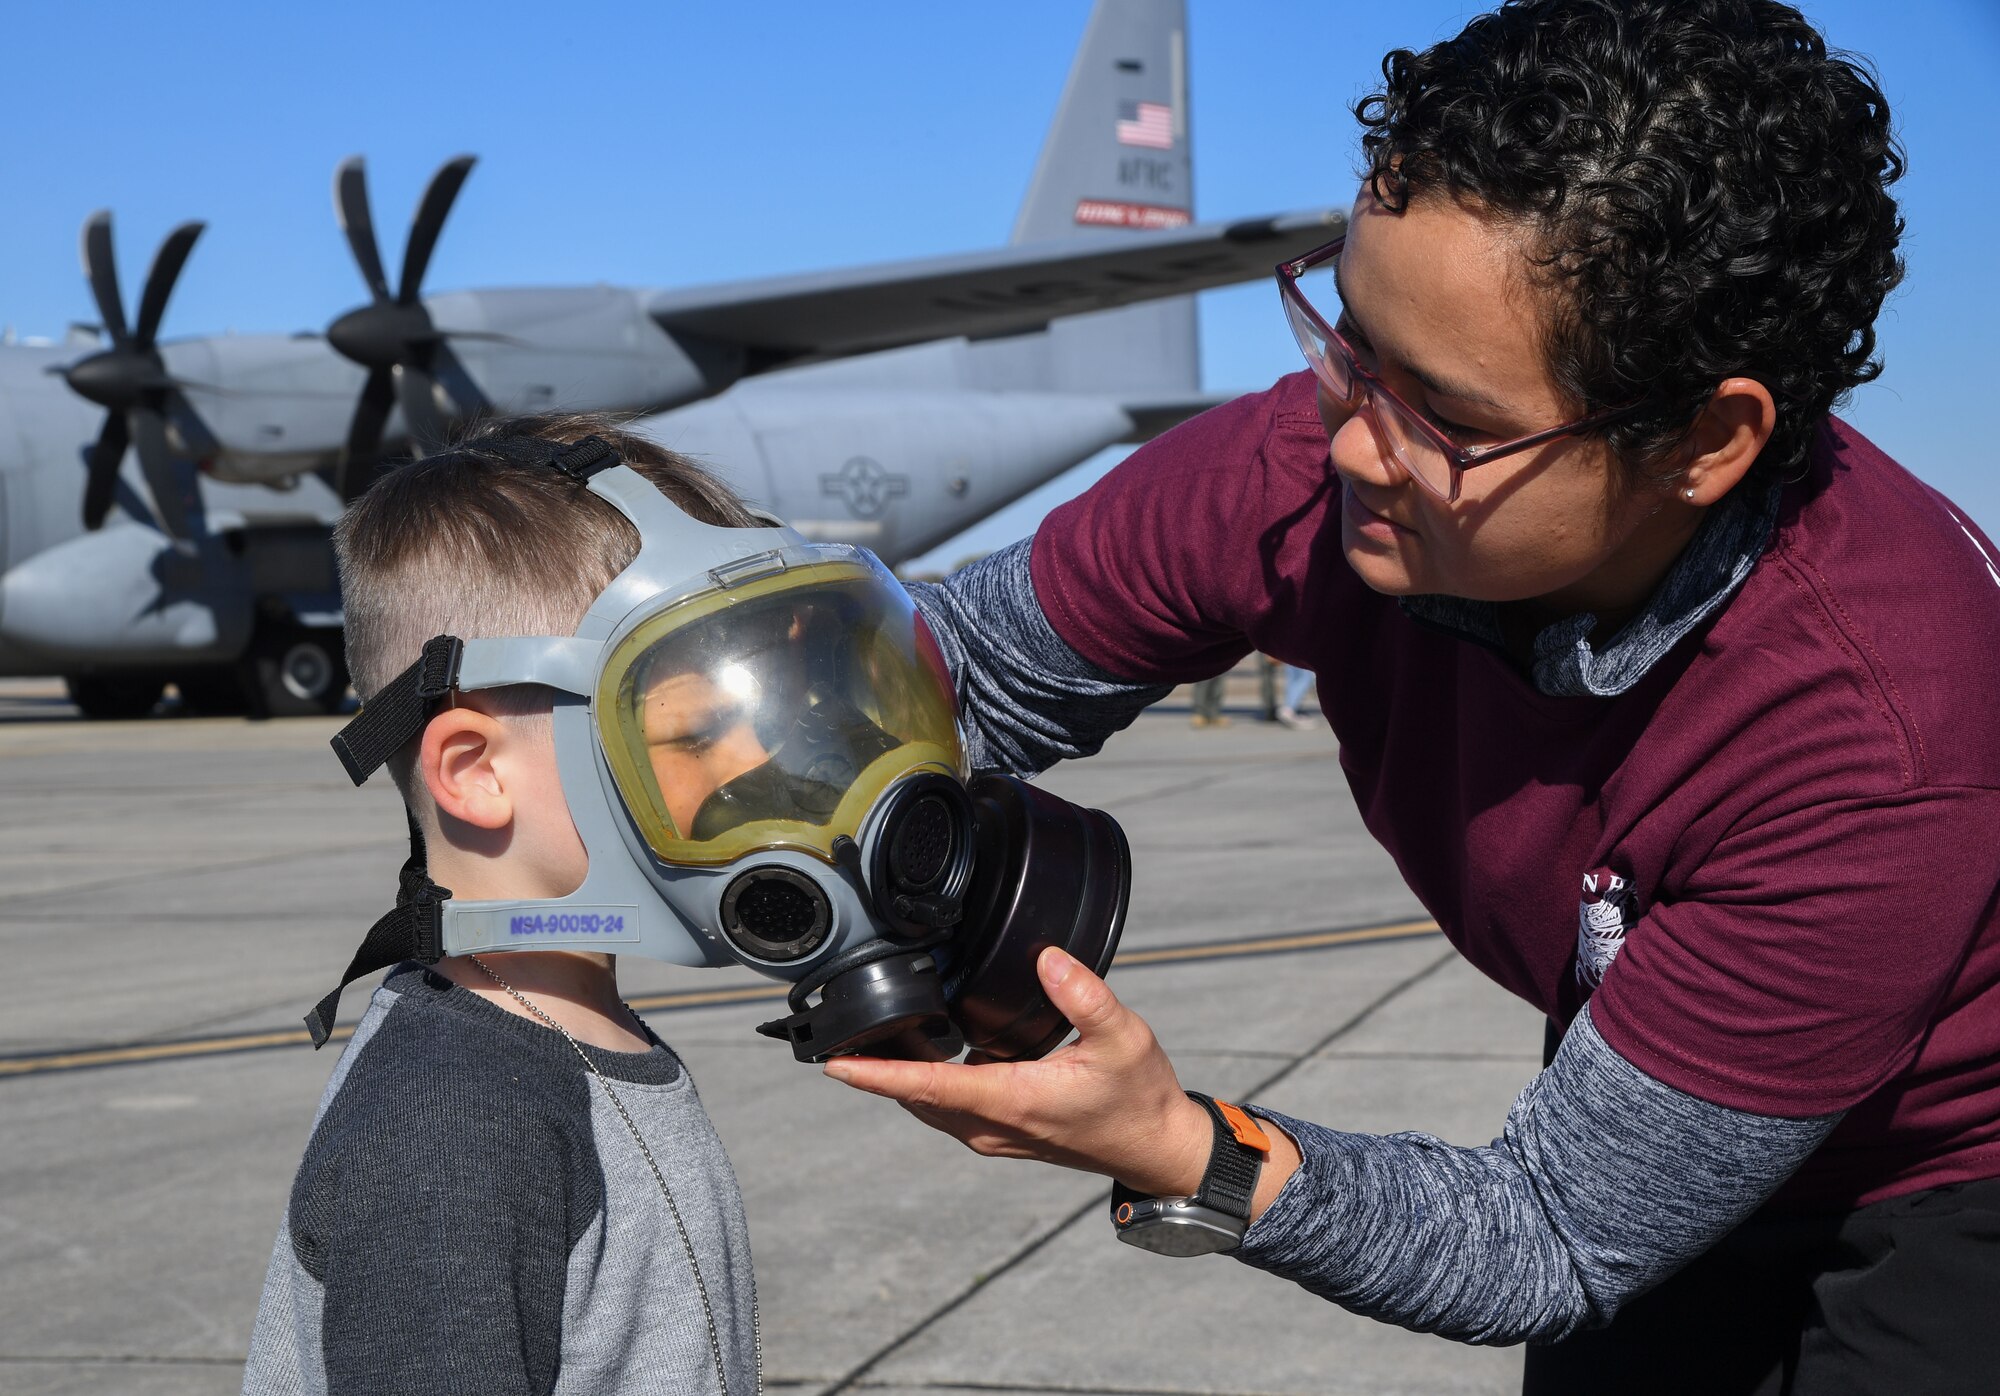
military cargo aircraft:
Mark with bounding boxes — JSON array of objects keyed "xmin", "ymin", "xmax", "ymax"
[{"xmin": 0, "ymin": 0, "xmax": 1340, "ymax": 718}]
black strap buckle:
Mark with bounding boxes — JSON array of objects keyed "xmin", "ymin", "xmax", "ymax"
[
  {"xmin": 303, "ymin": 888, "xmax": 448, "ymax": 1047},
  {"xmin": 304, "ymin": 809, "xmax": 452, "ymax": 1048},
  {"xmin": 547, "ymin": 434, "xmax": 620, "ymax": 482},
  {"xmin": 328, "ymin": 634, "xmax": 464, "ymax": 786},
  {"xmin": 413, "ymin": 632, "xmax": 464, "ymax": 699}
]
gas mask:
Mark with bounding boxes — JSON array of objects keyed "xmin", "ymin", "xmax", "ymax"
[{"xmin": 308, "ymin": 436, "xmax": 1128, "ymax": 1064}]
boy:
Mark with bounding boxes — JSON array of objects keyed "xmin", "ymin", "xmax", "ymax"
[{"xmin": 243, "ymin": 416, "xmax": 764, "ymax": 1395}]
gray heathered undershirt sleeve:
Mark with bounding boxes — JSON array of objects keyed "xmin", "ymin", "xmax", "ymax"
[
  {"xmin": 907, "ymin": 538, "xmax": 1170, "ymax": 775},
  {"xmin": 1236, "ymin": 1004, "xmax": 1843, "ymax": 1344}
]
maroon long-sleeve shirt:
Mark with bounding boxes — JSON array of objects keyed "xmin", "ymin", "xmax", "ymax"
[{"xmin": 1031, "ymin": 370, "xmax": 2000, "ymax": 1208}]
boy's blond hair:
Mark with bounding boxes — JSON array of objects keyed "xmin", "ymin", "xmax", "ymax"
[{"xmin": 335, "ymin": 414, "xmax": 760, "ymax": 703}]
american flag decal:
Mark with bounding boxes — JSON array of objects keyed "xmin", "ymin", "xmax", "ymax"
[{"xmin": 1116, "ymin": 100, "xmax": 1174, "ymax": 149}]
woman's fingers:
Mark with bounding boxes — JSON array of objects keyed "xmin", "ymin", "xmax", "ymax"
[
  {"xmin": 1037, "ymin": 947, "xmax": 1114, "ymax": 1032},
  {"xmin": 822, "ymin": 951, "xmax": 1210, "ymax": 1189},
  {"xmin": 823, "ymin": 1054, "xmax": 940, "ymax": 1099},
  {"xmin": 827, "ymin": 948, "xmax": 1138, "ymax": 1107},
  {"xmin": 853, "ymin": 1065, "xmax": 1043, "ymax": 1156},
  {"xmin": 1037, "ymin": 946, "xmax": 1155, "ymax": 1064}
]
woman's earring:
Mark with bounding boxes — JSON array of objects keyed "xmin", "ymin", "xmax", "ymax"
[{"xmin": 1682, "ymin": 487, "xmax": 1697, "ymax": 502}]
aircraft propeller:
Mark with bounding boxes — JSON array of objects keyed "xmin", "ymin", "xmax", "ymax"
[
  {"xmin": 60, "ymin": 213, "xmax": 206, "ymax": 538},
  {"xmin": 325, "ymin": 154, "xmax": 490, "ymax": 498}
]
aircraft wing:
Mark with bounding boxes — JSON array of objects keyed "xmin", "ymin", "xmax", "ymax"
[{"xmin": 647, "ymin": 208, "xmax": 1345, "ymax": 369}]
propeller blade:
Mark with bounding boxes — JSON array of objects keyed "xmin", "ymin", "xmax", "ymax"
[
  {"xmin": 164, "ymin": 389, "xmax": 223, "ymax": 458},
  {"xmin": 81, "ymin": 412, "xmax": 130, "ymax": 530},
  {"xmin": 397, "ymin": 155, "xmax": 475, "ymax": 305},
  {"xmin": 393, "ymin": 363, "xmax": 447, "ymax": 451},
  {"xmin": 334, "ymin": 157, "xmax": 391, "ymax": 303},
  {"xmin": 427, "ymin": 339, "xmax": 491, "ymax": 422},
  {"xmin": 132, "ymin": 221, "xmax": 206, "ymax": 348},
  {"xmin": 79, "ymin": 212, "xmax": 129, "ymax": 346},
  {"xmin": 132, "ymin": 405, "xmax": 196, "ymax": 541},
  {"xmin": 338, "ymin": 368, "xmax": 397, "ymax": 500}
]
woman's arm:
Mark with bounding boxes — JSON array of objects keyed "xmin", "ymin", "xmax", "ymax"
[
  {"xmin": 906, "ymin": 377, "xmax": 1334, "ymax": 772},
  {"xmin": 1236, "ymin": 1002, "xmax": 1837, "ymax": 1344},
  {"xmin": 907, "ymin": 538, "xmax": 1172, "ymax": 776},
  {"xmin": 827, "ymin": 952, "xmax": 1839, "ymax": 1346}
]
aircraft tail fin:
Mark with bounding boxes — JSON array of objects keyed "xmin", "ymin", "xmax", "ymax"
[{"xmin": 1012, "ymin": 0, "xmax": 1200, "ymax": 398}]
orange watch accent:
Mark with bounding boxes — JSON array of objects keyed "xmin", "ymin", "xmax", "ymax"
[{"xmin": 1215, "ymin": 1099, "xmax": 1271, "ymax": 1154}]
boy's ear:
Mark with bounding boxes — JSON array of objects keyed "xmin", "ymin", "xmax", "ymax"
[
  {"xmin": 419, "ymin": 705, "xmax": 513, "ymax": 831},
  {"xmin": 1680, "ymin": 377, "xmax": 1777, "ymax": 506}
]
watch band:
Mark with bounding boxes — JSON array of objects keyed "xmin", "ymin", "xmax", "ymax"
[
  {"xmin": 1111, "ymin": 1090, "xmax": 1272, "ymax": 1222},
  {"xmin": 1186, "ymin": 1092, "xmax": 1270, "ymax": 1219}
]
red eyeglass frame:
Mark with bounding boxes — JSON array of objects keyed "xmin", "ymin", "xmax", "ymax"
[{"xmin": 1276, "ymin": 236, "xmax": 1643, "ymax": 502}]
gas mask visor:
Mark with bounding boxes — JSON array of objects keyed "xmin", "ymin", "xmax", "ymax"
[
  {"xmin": 311, "ymin": 436, "xmax": 1129, "ymax": 1068},
  {"xmin": 597, "ymin": 547, "xmax": 963, "ymax": 877}
]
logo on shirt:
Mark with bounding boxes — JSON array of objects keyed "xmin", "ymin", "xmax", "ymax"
[{"xmin": 1576, "ymin": 868, "xmax": 1639, "ymax": 987}]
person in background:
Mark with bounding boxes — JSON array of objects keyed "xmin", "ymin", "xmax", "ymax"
[
  {"xmin": 1274, "ymin": 664, "xmax": 1314, "ymax": 730},
  {"xmin": 1188, "ymin": 672, "xmax": 1228, "ymax": 728},
  {"xmin": 1257, "ymin": 655, "xmax": 1317, "ymax": 729}
]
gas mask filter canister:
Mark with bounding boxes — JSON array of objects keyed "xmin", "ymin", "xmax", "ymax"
[{"xmin": 308, "ymin": 436, "xmax": 1129, "ymax": 1065}]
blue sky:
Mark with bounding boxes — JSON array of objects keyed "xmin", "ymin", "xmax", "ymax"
[{"xmin": 5, "ymin": 1, "xmax": 1995, "ymax": 566}]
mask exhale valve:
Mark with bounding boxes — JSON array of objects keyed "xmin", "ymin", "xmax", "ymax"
[{"xmin": 868, "ymin": 772, "xmax": 976, "ymax": 937}]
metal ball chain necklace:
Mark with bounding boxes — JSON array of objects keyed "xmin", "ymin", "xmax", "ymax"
[{"xmin": 469, "ymin": 955, "xmax": 764, "ymax": 1396}]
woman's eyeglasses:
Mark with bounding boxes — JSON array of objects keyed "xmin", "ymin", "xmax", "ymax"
[{"xmin": 1276, "ymin": 237, "xmax": 1642, "ymax": 503}]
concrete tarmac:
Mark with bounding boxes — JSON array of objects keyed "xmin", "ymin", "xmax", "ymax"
[{"xmin": 0, "ymin": 677, "xmax": 1541, "ymax": 1395}]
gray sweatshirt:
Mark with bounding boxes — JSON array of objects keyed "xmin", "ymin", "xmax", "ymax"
[{"xmin": 243, "ymin": 964, "xmax": 758, "ymax": 1395}]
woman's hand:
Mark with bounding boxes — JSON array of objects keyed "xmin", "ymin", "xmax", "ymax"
[{"xmin": 823, "ymin": 946, "xmax": 1298, "ymax": 1207}]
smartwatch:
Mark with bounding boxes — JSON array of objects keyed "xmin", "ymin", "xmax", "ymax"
[{"xmin": 1110, "ymin": 1091, "xmax": 1271, "ymax": 1256}]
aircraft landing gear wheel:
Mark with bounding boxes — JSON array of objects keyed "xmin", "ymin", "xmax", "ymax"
[
  {"xmin": 66, "ymin": 673, "xmax": 166, "ymax": 720},
  {"xmin": 244, "ymin": 624, "xmax": 350, "ymax": 719}
]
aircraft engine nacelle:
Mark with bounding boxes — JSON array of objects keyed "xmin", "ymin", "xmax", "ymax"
[
  {"xmin": 428, "ymin": 286, "xmax": 738, "ymax": 420},
  {"xmin": 0, "ymin": 524, "xmax": 250, "ymax": 666},
  {"xmin": 168, "ymin": 336, "xmax": 364, "ymax": 485}
]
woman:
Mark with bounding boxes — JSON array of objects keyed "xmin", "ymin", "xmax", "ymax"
[{"xmin": 829, "ymin": 1, "xmax": 2000, "ymax": 1390}]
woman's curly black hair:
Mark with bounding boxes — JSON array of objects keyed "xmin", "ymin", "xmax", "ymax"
[{"xmin": 1356, "ymin": 0, "xmax": 1904, "ymax": 487}]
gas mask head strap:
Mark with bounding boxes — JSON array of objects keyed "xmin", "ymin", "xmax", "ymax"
[
  {"xmin": 304, "ymin": 807, "xmax": 450, "ymax": 1047},
  {"xmin": 308, "ymin": 633, "xmax": 465, "ymax": 1046},
  {"xmin": 329, "ymin": 633, "xmax": 464, "ymax": 786}
]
